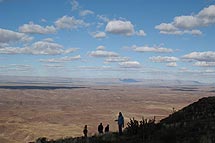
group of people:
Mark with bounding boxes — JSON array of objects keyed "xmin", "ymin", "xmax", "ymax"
[
  {"xmin": 98, "ymin": 123, "xmax": 109, "ymax": 134},
  {"xmin": 83, "ymin": 112, "xmax": 124, "ymax": 137}
]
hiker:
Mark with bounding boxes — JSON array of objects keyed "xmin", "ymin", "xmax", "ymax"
[
  {"xmin": 98, "ymin": 123, "xmax": 104, "ymax": 134},
  {"xmin": 83, "ymin": 125, "xmax": 88, "ymax": 137},
  {"xmin": 105, "ymin": 124, "xmax": 109, "ymax": 133},
  {"xmin": 115, "ymin": 112, "xmax": 124, "ymax": 135}
]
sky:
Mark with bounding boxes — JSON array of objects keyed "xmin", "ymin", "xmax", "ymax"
[{"xmin": 0, "ymin": 0, "xmax": 215, "ymax": 83}]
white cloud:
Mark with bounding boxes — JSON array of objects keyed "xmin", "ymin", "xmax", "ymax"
[
  {"xmin": 185, "ymin": 29, "xmax": 202, "ymax": 35},
  {"xmin": 97, "ymin": 15, "xmax": 110, "ymax": 22},
  {"xmin": 96, "ymin": 45, "xmax": 106, "ymax": 50},
  {"xmin": 173, "ymin": 15, "xmax": 200, "ymax": 29},
  {"xmin": 166, "ymin": 62, "xmax": 177, "ymax": 67},
  {"xmin": 136, "ymin": 30, "xmax": 146, "ymax": 36},
  {"xmin": 42, "ymin": 38, "xmax": 54, "ymax": 42},
  {"xmin": 194, "ymin": 61, "xmax": 215, "ymax": 67},
  {"xmin": 71, "ymin": 0, "xmax": 79, "ymax": 11},
  {"xmin": 119, "ymin": 61, "xmax": 141, "ymax": 68},
  {"xmin": 105, "ymin": 57, "xmax": 129, "ymax": 63},
  {"xmin": 133, "ymin": 45, "xmax": 173, "ymax": 53},
  {"xmin": 41, "ymin": 18, "xmax": 47, "ymax": 22},
  {"xmin": 150, "ymin": 56, "xmax": 179, "ymax": 62},
  {"xmin": 0, "ymin": 28, "xmax": 33, "ymax": 43},
  {"xmin": 155, "ymin": 23, "xmax": 178, "ymax": 32},
  {"xmin": 80, "ymin": 10, "xmax": 94, "ymax": 16},
  {"xmin": 96, "ymin": 22, "xmax": 104, "ymax": 29},
  {"xmin": 150, "ymin": 56, "xmax": 178, "ymax": 67},
  {"xmin": 40, "ymin": 55, "xmax": 81, "ymax": 63},
  {"xmin": 0, "ymin": 39, "xmax": 78, "ymax": 55},
  {"xmin": 28, "ymin": 41, "xmax": 65, "ymax": 55},
  {"xmin": 91, "ymin": 31, "xmax": 106, "ymax": 39},
  {"xmin": 89, "ymin": 50, "xmax": 119, "ymax": 57},
  {"xmin": 105, "ymin": 20, "xmax": 135, "ymax": 36},
  {"xmin": 19, "ymin": 22, "xmax": 56, "ymax": 34},
  {"xmin": 159, "ymin": 29, "xmax": 183, "ymax": 35},
  {"xmin": 155, "ymin": 23, "xmax": 202, "ymax": 35},
  {"xmin": 183, "ymin": 51, "xmax": 215, "ymax": 62},
  {"xmin": 155, "ymin": 5, "xmax": 215, "ymax": 35},
  {"xmin": 55, "ymin": 15, "xmax": 89, "ymax": 29}
]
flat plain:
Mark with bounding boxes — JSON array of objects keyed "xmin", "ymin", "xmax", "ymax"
[{"xmin": 0, "ymin": 85, "xmax": 214, "ymax": 143}]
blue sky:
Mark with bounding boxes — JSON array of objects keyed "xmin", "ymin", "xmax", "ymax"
[{"xmin": 0, "ymin": 0, "xmax": 215, "ymax": 83}]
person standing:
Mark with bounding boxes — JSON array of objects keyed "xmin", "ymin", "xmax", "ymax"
[
  {"xmin": 98, "ymin": 123, "xmax": 104, "ymax": 134},
  {"xmin": 83, "ymin": 125, "xmax": 88, "ymax": 137},
  {"xmin": 105, "ymin": 124, "xmax": 109, "ymax": 133},
  {"xmin": 115, "ymin": 112, "xmax": 124, "ymax": 135}
]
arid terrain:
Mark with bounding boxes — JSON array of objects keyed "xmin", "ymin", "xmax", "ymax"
[{"xmin": 0, "ymin": 84, "xmax": 214, "ymax": 143}]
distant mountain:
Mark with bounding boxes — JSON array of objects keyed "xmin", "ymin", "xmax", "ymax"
[
  {"xmin": 119, "ymin": 78, "xmax": 139, "ymax": 83},
  {"xmin": 0, "ymin": 75, "xmax": 211, "ymax": 86}
]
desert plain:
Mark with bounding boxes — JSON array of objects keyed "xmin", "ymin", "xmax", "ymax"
[{"xmin": 0, "ymin": 84, "xmax": 214, "ymax": 143}]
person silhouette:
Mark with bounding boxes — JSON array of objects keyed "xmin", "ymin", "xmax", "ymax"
[
  {"xmin": 115, "ymin": 112, "xmax": 124, "ymax": 135},
  {"xmin": 83, "ymin": 125, "xmax": 88, "ymax": 137},
  {"xmin": 98, "ymin": 123, "xmax": 104, "ymax": 134},
  {"xmin": 105, "ymin": 124, "xmax": 109, "ymax": 133}
]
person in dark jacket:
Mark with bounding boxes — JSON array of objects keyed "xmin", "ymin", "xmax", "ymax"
[
  {"xmin": 83, "ymin": 125, "xmax": 88, "ymax": 137},
  {"xmin": 105, "ymin": 124, "xmax": 109, "ymax": 133},
  {"xmin": 98, "ymin": 123, "xmax": 104, "ymax": 134}
]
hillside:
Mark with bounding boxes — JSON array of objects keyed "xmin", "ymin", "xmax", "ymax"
[
  {"xmin": 159, "ymin": 96, "xmax": 215, "ymax": 142},
  {"xmin": 33, "ymin": 96, "xmax": 215, "ymax": 143}
]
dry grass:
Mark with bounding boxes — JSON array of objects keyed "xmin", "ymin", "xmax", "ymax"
[{"xmin": 0, "ymin": 85, "xmax": 214, "ymax": 143}]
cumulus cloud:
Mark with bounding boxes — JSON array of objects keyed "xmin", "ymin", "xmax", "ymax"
[
  {"xmin": 119, "ymin": 61, "xmax": 141, "ymax": 68},
  {"xmin": 155, "ymin": 23, "xmax": 178, "ymax": 32},
  {"xmin": 55, "ymin": 16, "xmax": 89, "ymax": 29},
  {"xmin": 97, "ymin": 15, "xmax": 110, "ymax": 22},
  {"xmin": 40, "ymin": 55, "xmax": 81, "ymax": 63},
  {"xmin": 41, "ymin": 18, "xmax": 47, "ymax": 22},
  {"xmin": 149, "ymin": 56, "xmax": 179, "ymax": 62},
  {"xmin": 105, "ymin": 57, "xmax": 129, "ymax": 63},
  {"xmin": 182, "ymin": 51, "xmax": 215, "ymax": 62},
  {"xmin": 150, "ymin": 56, "xmax": 178, "ymax": 67},
  {"xmin": 193, "ymin": 61, "xmax": 215, "ymax": 67},
  {"xmin": 155, "ymin": 5, "xmax": 215, "ymax": 35},
  {"xmin": 89, "ymin": 50, "xmax": 119, "ymax": 57},
  {"xmin": 173, "ymin": 16, "xmax": 200, "ymax": 29},
  {"xmin": 80, "ymin": 10, "xmax": 94, "ymax": 16},
  {"xmin": 105, "ymin": 20, "xmax": 135, "ymax": 36},
  {"xmin": 71, "ymin": 0, "xmax": 79, "ymax": 11},
  {"xmin": 166, "ymin": 62, "xmax": 177, "ymax": 67},
  {"xmin": 96, "ymin": 45, "xmax": 106, "ymax": 50},
  {"xmin": 0, "ymin": 39, "xmax": 78, "ymax": 55},
  {"xmin": 91, "ymin": 31, "xmax": 106, "ymax": 39},
  {"xmin": 185, "ymin": 29, "xmax": 202, "ymax": 35},
  {"xmin": 136, "ymin": 30, "xmax": 146, "ymax": 36},
  {"xmin": 155, "ymin": 23, "xmax": 202, "ymax": 35},
  {"xmin": 132, "ymin": 45, "xmax": 173, "ymax": 53},
  {"xmin": 0, "ymin": 28, "xmax": 33, "ymax": 43},
  {"xmin": 19, "ymin": 22, "xmax": 56, "ymax": 34}
]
